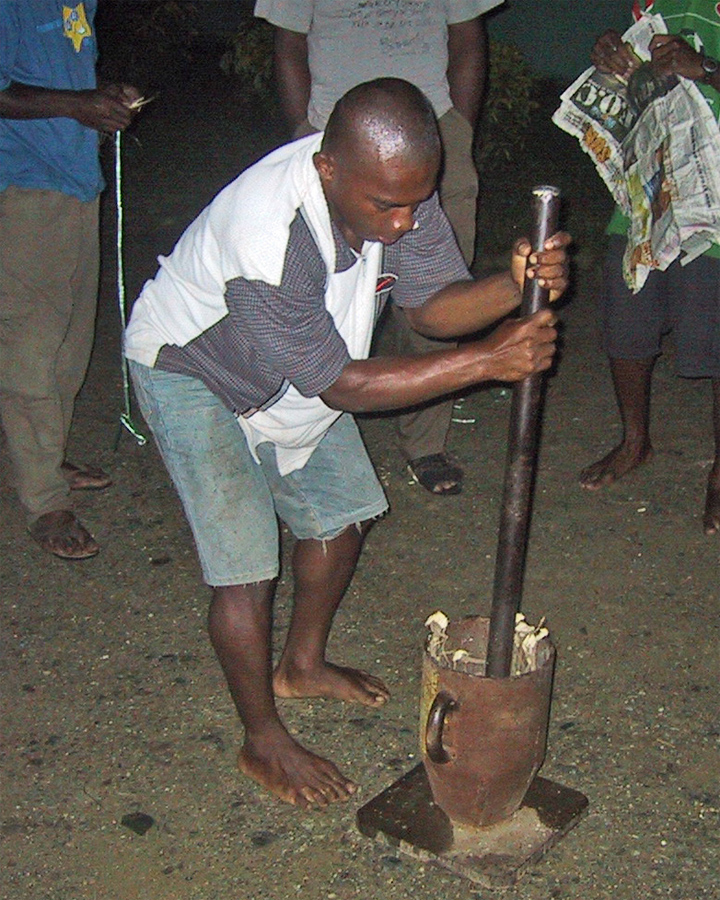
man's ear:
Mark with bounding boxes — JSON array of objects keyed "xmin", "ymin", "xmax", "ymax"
[{"xmin": 313, "ymin": 151, "xmax": 334, "ymax": 183}]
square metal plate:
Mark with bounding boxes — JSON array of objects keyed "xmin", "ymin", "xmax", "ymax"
[{"xmin": 357, "ymin": 764, "xmax": 588, "ymax": 888}]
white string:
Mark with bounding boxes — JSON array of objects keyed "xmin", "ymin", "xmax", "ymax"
[{"xmin": 115, "ymin": 130, "xmax": 147, "ymax": 446}]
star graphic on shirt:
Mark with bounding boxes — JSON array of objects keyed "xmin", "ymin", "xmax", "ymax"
[{"xmin": 63, "ymin": 3, "xmax": 92, "ymax": 53}]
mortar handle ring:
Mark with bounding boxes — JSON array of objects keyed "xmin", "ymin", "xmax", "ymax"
[{"xmin": 425, "ymin": 690, "xmax": 458, "ymax": 764}]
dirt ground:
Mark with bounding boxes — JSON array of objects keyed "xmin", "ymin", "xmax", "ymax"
[{"xmin": 2, "ymin": 50, "xmax": 719, "ymax": 900}]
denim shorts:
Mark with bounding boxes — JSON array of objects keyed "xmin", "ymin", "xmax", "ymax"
[
  {"xmin": 129, "ymin": 361, "xmax": 388, "ymax": 586},
  {"xmin": 602, "ymin": 236, "xmax": 720, "ymax": 377}
]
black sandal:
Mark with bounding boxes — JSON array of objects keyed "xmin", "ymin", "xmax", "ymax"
[{"xmin": 407, "ymin": 453, "xmax": 464, "ymax": 496}]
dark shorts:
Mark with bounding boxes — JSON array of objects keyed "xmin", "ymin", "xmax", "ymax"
[{"xmin": 602, "ymin": 235, "xmax": 720, "ymax": 378}]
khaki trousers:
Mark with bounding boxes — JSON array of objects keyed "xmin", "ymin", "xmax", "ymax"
[
  {"xmin": 0, "ymin": 187, "xmax": 100, "ymax": 521},
  {"xmin": 438, "ymin": 107, "xmax": 479, "ymax": 266},
  {"xmin": 392, "ymin": 107, "xmax": 478, "ymax": 462}
]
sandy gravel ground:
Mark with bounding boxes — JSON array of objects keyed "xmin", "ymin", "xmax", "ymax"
[{"xmin": 2, "ymin": 55, "xmax": 718, "ymax": 900}]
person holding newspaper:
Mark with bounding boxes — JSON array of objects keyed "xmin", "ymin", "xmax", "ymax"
[{"xmin": 579, "ymin": 0, "xmax": 720, "ymax": 536}]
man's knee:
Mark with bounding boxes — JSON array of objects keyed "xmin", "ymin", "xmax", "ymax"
[{"xmin": 210, "ymin": 580, "xmax": 277, "ymax": 615}]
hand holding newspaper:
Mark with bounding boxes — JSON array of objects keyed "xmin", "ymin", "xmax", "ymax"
[{"xmin": 552, "ymin": 13, "xmax": 720, "ymax": 292}]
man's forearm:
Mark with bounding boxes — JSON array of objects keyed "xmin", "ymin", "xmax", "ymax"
[
  {"xmin": 405, "ymin": 271, "xmax": 521, "ymax": 339},
  {"xmin": 0, "ymin": 81, "xmax": 80, "ymax": 120},
  {"xmin": 0, "ymin": 80, "xmax": 139, "ymax": 132},
  {"xmin": 447, "ymin": 17, "xmax": 487, "ymax": 126},
  {"xmin": 321, "ymin": 308, "xmax": 556, "ymax": 413},
  {"xmin": 322, "ymin": 345, "xmax": 489, "ymax": 412},
  {"xmin": 274, "ymin": 27, "xmax": 312, "ymax": 131}
]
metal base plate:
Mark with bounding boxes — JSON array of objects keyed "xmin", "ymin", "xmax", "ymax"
[{"xmin": 357, "ymin": 764, "xmax": 588, "ymax": 889}]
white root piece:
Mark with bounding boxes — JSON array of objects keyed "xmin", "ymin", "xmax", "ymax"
[{"xmin": 425, "ymin": 610, "xmax": 551, "ymax": 675}]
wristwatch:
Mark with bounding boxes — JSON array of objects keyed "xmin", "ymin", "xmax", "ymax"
[{"xmin": 700, "ymin": 55, "xmax": 719, "ymax": 84}]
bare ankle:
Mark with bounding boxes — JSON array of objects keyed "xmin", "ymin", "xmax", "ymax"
[{"xmin": 621, "ymin": 433, "xmax": 651, "ymax": 454}]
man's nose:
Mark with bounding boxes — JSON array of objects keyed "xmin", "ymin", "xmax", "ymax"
[{"xmin": 391, "ymin": 206, "xmax": 415, "ymax": 234}]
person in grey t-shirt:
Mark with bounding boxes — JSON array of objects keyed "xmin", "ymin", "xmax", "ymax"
[{"xmin": 256, "ymin": 0, "xmax": 504, "ymax": 495}]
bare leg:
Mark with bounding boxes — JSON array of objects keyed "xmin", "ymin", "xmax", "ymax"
[
  {"xmin": 273, "ymin": 524, "xmax": 390, "ymax": 707},
  {"xmin": 579, "ymin": 357, "xmax": 655, "ymax": 490},
  {"xmin": 703, "ymin": 377, "xmax": 720, "ymax": 535},
  {"xmin": 208, "ymin": 581, "xmax": 356, "ymax": 808}
]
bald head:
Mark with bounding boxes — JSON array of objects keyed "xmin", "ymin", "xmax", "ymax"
[
  {"xmin": 321, "ymin": 78, "xmax": 441, "ymax": 170},
  {"xmin": 314, "ymin": 79, "xmax": 442, "ymax": 250}
]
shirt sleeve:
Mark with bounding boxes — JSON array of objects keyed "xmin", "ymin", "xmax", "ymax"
[
  {"xmin": 225, "ymin": 215, "xmax": 351, "ymax": 398},
  {"xmin": 445, "ymin": 0, "xmax": 505, "ymax": 26},
  {"xmin": 386, "ymin": 193, "xmax": 472, "ymax": 309},
  {"xmin": 254, "ymin": 0, "xmax": 314, "ymax": 34},
  {"xmin": 0, "ymin": 2, "xmax": 20, "ymax": 89}
]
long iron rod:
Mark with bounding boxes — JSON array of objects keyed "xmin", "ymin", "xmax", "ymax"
[{"xmin": 485, "ymin": 185, "xmax": 561, "ymax": 678}]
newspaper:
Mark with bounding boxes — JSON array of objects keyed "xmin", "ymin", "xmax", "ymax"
[{"xmin": 552, "ymin": 13, "xmax": 720, "ymax": 292}]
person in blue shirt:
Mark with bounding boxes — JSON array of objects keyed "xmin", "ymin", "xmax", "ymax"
[{"xmin": 0, "ymin": 1, "xmax": 140, "ymax": 558}]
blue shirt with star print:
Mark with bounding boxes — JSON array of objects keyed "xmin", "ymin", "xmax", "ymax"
[{"xmin": 0, "ymin": 0, "xmax": 103, "ymax": 201}]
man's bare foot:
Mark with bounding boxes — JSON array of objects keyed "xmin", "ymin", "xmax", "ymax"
[
  {"xmin": 702, "ymin": 466, "xmax": 720, "ymax": 535},
  {"xmin": 237, "ymin": 731, "xmax": 357, "ymax": 808},
  {"xmin": 579, "ymin": 442, "xmax": 653, "ymax": 490},
  {"xmin": 61, "ymin": 461, "xmax": 112, "ymax": 491},
  {"xmin": 273, "ymin": 661, "xmax": 390, "ymax": 708}
]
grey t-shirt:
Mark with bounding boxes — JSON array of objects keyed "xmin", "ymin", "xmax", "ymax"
[{"xmin": 255, "ymin": 0, "xmax": 504, "ymax": 127}]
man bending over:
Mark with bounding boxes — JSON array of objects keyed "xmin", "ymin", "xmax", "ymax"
[{"xmin": 124, "ymin": 78, "xmax": 570, "ymax": 808}]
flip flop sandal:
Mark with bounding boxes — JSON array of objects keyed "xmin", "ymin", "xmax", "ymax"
[
  {"xmin": 61, "ymin": 462, "xmax": 113, "ymax": 491},
  {"xmin": 28, "ymin": 510, "xmax": 100, "ymax": 560},
  {"xmin": 407, "ymin": 453, "xmax": 464, "ymax": 496}
]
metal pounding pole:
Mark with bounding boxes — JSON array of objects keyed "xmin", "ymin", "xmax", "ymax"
[{"xmin": 485, "ymin": 185, "xmax": 561, "ymax": 678}]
